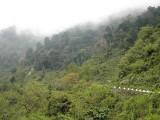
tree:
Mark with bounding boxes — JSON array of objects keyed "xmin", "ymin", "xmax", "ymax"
[
  {"xmin": 47, "ymin": 92, "xmax": 72, "ymax": 116},
  {"xmin": 58, "ymin": 73, "xmax": 79, "ymax": 90},
  {"xmin": 44, "ymin": 37, "xmax": 51, "ymax": 49},
  {"xmin": 26, "ymin": 47, "xmax": 34, "ymax": 65},
  {"xmin": 10, "ymin": 77, "xmax": 16, "ymax": 83}
]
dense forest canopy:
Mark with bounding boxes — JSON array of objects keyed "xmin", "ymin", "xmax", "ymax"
[
  {"xmin": 119, "ymin": 26, "xmax": 160, "ymax": 87},
  {"xmin": 23, "ymin": 6, "xmax": 160, "ymax": 71},
  {"xmin": 0, "ymin": 6, "xmax": 160, "ymax": 120}
]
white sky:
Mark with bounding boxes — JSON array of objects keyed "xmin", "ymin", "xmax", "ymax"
[{"xmin": 0, "ymin": 0, "xmax": 159, "ymax": 35}]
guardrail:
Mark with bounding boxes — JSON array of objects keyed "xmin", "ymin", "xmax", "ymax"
[{"xmin": 113, "ymin": 86, "xmax": 158, "ymax": 94}]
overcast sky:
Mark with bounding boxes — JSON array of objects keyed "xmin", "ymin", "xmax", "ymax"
[{"xmin": 0, "ymin": 0, "xmax": 159, "ymax": 35}]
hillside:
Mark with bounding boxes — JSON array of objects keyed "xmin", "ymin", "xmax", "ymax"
[
  {"xmin": 0, "ymin": 26, "xmax": 41, "ymax": 77},
  {"xmin": 119, "ymin": 25, "xmax": 160, "ymax": 89},
  {"xmin": 0, "ymin": 6, "xmax": 160, "ymax": 120}
]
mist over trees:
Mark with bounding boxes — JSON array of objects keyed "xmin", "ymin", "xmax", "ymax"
[
  {"xmin": 24, "ymin": 6, "xmax": 160, "ymax": 71},
  {"xmin": 0, "ymin": 6, "xmax": 160, "ymax": 120},
  {"xmin": 0, "ymin": 26, "xmax": 42, "ymax": 76}
]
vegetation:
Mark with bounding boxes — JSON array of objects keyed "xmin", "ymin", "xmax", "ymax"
[
  {"xmin": 119, "ymin": 25, "xmax": 160, "ymax": 89},
  {"xmin": 0, "ymin": 6, "xmax": 160, "ymax": 120},
  {"xmin": 0, "ymin": 26, "xmax": 41, "ymax": 77}
]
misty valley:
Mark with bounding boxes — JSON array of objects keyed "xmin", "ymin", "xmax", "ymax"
[{"xmin": 0, "ymin": 6, "xmax": 160, "ymax": 120}]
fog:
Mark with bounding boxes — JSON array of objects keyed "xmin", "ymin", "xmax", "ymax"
[{"xmin": 0, "ymin": 0, "xmax": 159, "ymax": 35}]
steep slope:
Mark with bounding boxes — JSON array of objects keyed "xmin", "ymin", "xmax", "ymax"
[
  {"xmin": 119, "ymin": 25, "xmax": 160, "ymax": 89},
  {"xmin": 0, "ymin": 6, "xmax": 160, "ymax": 120},
  {"xmin": 0, "ymin": 26, "xmax": 41, "ymax": 76}
]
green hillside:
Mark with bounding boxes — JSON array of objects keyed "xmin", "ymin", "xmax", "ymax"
[
  {"xmin": 0, "ymin": 6, "xmax": 160, "ymax": 120},
  {"xmin": 119, "ymin": 25, "xmax": 160, "ymax": 89}
]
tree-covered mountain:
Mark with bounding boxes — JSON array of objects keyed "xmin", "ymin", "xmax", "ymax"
[
  {"xmin": 0, "ymin": 26, "xmax": 41, "ymax": 77},
  {"xmin": 24, "ymin": 24, "xmax": 106, "ymax": 71},
  {"xmin": 24, "ymin": 6, "xmax": 160, "ymax": 72},
  {"xmin": 0, "ymin": 6, "xmax": 160, "ymax": 120},
  {"xmin": 119, "ymin": 25, "xmax": 160, "ymax": 88}
]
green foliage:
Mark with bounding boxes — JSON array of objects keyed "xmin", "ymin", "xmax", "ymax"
[
  {"xmin": 47, "ymin": 92, "xmax": 72, "ymax": 116},
  {"xmin": 66, "ymin": 63, "xmax": 81, "ymax": 73},
  {"xmin": 10, "ymin": 76, "xmax": 16, "ymax": 83},
  {"xmin": 115, "ymin": 93, "xmax": 160, "ymax": 120},
  {"xmin": 144, "ymin": 114, "xmax": 160, "ymax": 120},
  {"xmin": 80, "ymin": 52, "xmax": 121, "ymax": 83},
  {"xmin": 57, "ymin": 73, "xmax": 80, "ymax": 90},
  {"xmin": 25, "ymin": 27, "xmax": 103, "ymax": 71},
  {"xmin": 1, "ymin": 5, "xmax": 160, "ymax": 120},
  {"xmin": 18, "ymin": 112, "xmax": 50, "ymax": 120},
  {"xmin": 69, "ymin": 83, "xmax": 122, "ymax": 119},
  {"xmin": 87, "ymin": 107, "xmax": 109, "ymax": 120},
  {"xmin": 119, "ymin": 26, "xmax": 160, "ymax": 87},
  {"xmin": 104, "ymin": 6, "xmax": 160, "ymax": 51},
  {"xmin": 52, "ymin": 114, "xmax": 74, "ymax": 120}
]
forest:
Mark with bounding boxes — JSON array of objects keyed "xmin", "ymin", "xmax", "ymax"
[{"xmin": 0, "ymin": 6, "xmax": 160, "ymax": 120}]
